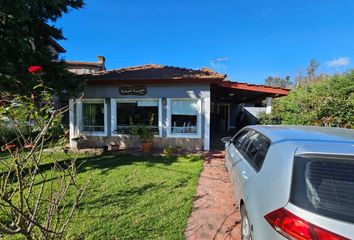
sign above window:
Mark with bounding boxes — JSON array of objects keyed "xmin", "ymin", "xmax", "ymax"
[{"xmin": 119, "ymin": 86, "xmax": 147, "ymax": 96}]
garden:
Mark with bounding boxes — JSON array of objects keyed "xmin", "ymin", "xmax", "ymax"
[{"xmin": 0, "ymin": 151, "xmax": 203, "ymax": 239}]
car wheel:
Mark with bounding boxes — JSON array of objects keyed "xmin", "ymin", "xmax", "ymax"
[{"xmin": 241, "ymin": 205, "xmax": 252, "ymax": 240}]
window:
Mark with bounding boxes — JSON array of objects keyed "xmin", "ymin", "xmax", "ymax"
[
  {"xmin": 170, "ymin": 99, "xmax": 200, "ymax": 135},
  {"xmin": 238, "ymin": 130, "xmax": 271, "ymax": 171},
  {"xmin": 233, "ymin": 130, "xmax": 249, "ymax": 149},
  {"xmin": 82, "ymin": 101, "xmax": 105, "ymax": 132},
  {"xmin": 291, "ymin": 156, "xmax": 354, "ymax": 223},
  {"xmin": 116, "ymin": 100, "xmax": 158, "ymax": 134}
]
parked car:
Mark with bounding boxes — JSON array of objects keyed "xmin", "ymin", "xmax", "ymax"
[{"xmin": 222, "ymin": 126, "xmax": 354, "ymax": 240}]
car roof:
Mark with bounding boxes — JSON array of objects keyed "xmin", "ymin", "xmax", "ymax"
[{"xmin": 245, "ymin": 125, "xmax": 354, "ymax": 145}]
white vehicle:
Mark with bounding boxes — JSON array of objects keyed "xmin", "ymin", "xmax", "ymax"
[{"xmin": 222, "ymin": 126, "xmax": 354, "ymax": 240}]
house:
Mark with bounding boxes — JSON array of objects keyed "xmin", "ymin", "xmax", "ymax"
[
  {"xmin": 68, "ymin": 62, "xmax": 289, "ymax": 151},
  {"xmin": 66, "ymin": 56, "xmax": 106, "ymax": 74},
  {"xmin": 49, "ymin": 38, "xmax": 66, "ymax": 59}
]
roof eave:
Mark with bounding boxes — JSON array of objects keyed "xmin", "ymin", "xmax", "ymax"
[
  {"xmin": 219, "ymin": 82, "xmax": 290, "ymax": 96},
  {"xmin": 49, "ymin": 39, "xmax": 66, "ymax": 53}
]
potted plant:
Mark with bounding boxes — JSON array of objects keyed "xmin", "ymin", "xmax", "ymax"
[
  {"xmin": 128, "ymin": 114, "xmax": 155, "ymax": 153},
  {"xmin": 139, "ymin": 125, "xmax": 154, "ymax": 153}
]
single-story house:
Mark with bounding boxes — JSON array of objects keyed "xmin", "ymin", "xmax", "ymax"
[{"xmin": 68, "ymin": 63, "xmax": 289, "ymax": 151}]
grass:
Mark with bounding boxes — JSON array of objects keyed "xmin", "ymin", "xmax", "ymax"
[
  {"xmin": 0, "ymin": 150, "xmax": 87, "ymax": 172},
  {"xmin": 1, "ymin": 152, "xmax": 204, "ymax": 240}
]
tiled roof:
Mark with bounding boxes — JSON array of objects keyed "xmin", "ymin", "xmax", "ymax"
[
  {"xmin": 66, "ymin": 61, "xmax": 104, "ymax": 67},
  {"xmin": 83, "ymin": 64, "xmax": 226, "ymax": 83}
]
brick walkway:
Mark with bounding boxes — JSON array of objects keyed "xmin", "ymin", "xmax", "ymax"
[{"xmin": 185, "ymin": 151, "xmax": 241, "ymax": 240}]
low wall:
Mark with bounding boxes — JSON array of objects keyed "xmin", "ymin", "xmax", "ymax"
[{"xmin": 75, "ymin": 135, "xmax": 203, "ymax": 150}]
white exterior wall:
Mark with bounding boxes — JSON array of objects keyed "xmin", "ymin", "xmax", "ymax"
[{"xmin": 68, "ymin": 84, "xmax": 211, "ymax": 150}]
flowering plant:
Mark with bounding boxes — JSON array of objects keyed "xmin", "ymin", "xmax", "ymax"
[{"xmin": 28, "ymin": 65, "xmax": 43, "ymax": 75}]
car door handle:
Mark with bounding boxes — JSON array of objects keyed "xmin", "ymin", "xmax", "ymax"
[{"xmin": 241, "ymin": 171, "xmax": 248, "ymax": 180}]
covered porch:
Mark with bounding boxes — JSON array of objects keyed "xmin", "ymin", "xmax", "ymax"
[{"xmin": 210, "ymin": 81, "xmax": 289, "ymax": 149}]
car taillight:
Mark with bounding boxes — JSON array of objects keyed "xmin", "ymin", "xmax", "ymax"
[{"xmin": 264, "ymin": 208, "xmax": 349, "ymax": 240}]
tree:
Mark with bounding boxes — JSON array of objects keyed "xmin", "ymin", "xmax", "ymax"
[
  {"xmin": 307, "ymin": 59, "xmax": 319, "ymax": 81},
  {"xmin": 0, "ymin": 66, "xmax": 87, "ymax": 239},
  {"xmin": 0, "ymin": 0, "xmax": 84, "ymax": 95},
  {"xmin": 264, "ymin": 76, "xmax": 293, "ymax": 88},
  {"xmin": 295, "ymin": 59, "xmax": 324, "ymax": 87}
]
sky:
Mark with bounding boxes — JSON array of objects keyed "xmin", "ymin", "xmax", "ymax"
[{"xmin": 56, "ymin": 0, "xmax": 354, "ymax": 84}]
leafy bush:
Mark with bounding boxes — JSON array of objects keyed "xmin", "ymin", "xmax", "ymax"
[
  {"xmin": 163, "ymin": 146, "xmax": 182, "ymax": 157},
  {"xmin": 0, "ymin": 108, "xmax": 65, "ymax": 146},
  {"xmin": 139, "ymin": 125, "xmax": 154, "ymax": 143},
  {"xmin": 259, "ymin": 71, "xmax": 354, "ymax": 128}
]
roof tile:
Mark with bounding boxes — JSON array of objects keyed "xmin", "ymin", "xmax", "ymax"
[{"xmin": 83, "ymin": 64, "xmax": 226, "ymax": 82}]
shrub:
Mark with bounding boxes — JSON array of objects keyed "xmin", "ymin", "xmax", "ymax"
[
  {"xmin": 0, "ymin": 120, "xmax": 33, "ymax": 146},
  {"xmin": 259, "ymin": 71, "xmax": 354, "ymax": 128},
  {"xmin": 163, "ymin": 146, "xmax": 182, "ymax": 157}
]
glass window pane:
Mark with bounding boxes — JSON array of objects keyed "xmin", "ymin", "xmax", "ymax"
[
  {"xmin": 83, "ymin": 103, "xmax": 104, "ymax": 132},
  {"xmin": 116, "ymin": 100, "xmax": 158, "ymax": 134},
  {"xmin": 238, "ymin": 131, "xmax": 270, "ymax": 170},
  {"xmin": 233, "ymin": 130, "xmax": 249, "ymax": 149},
  {"xmin": 137, "ymin": 100, "xmax": 158, "ymax": 107},
  {"xmin": 291, "ymin": 157, "xmax": 354, "ymax": 223},
  {"xmin": 171, "ymin": 115, "xmax": 197, "ymax": 133},
  {"xmin": 171, "ymin": 100, "xmax": 198, "ymax": 134},
  {"xmin": 172, "ymin": 100, "xmax": 197, "ymax": 115}
]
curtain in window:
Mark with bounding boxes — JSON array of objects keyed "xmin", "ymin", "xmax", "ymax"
[
  {"xmin": 171, "ymin": 100, "xmax": 198, "ymax": 134},
  {"xmin": 171, "ymin": 100, "xmax": 197, "ymax": 115},
  {"xmin": 83, "ymin": 103, "xmax": 104, "ymax": 132}
]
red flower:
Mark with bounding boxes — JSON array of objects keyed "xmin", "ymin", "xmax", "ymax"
[
  {"xmin": 28, "ymin": 66, "xmax": 43, "ymax": 75},
  {"xmin": 24, "ymin": 144, "xmax": 34, "ymax": 149},
  {"xmin": 4, "ymin": 144, "xmax": 16, "ymax": 150}
]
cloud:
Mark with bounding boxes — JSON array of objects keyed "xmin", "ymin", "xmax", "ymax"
[
  {"xmin": 326, "ymin": 57, "xmax": 350, "ymax": 67},
  {"xmin": 210, "ymin": 57, "xmax": 229, "ymax": 69}
]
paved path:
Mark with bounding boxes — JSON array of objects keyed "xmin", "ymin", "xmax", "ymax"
[{"xmin": 185, "ymin": 151, "xmax": 241, "ymax": 240}]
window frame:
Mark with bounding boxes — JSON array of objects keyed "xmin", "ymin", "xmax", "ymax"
[
  {"xmin": 78, "ymin": 99, "xmax": 108, "ymax": 136},
  {"xmin": 166, "ymin": 98, "xmax": 202, "ymax": 139},
  {"xmin": 111, "ymin": 98, "xmax": 162, "ymax": 137}
]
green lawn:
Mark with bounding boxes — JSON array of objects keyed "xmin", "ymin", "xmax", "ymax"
[
  {"xmin": 0, "ymin": 150, "xmax": 86, "ymax": 172},
  {"xmin": 1, "ymin": 153, "xmax": 204, "ymax": 240}
]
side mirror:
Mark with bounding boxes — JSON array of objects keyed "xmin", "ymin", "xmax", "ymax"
[{"xmin": 221, "ymin": 136, "xmax": 232, "ymax": 144}]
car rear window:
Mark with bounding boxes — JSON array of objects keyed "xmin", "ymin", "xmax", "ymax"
[{"xmin": 290, "ymin": 156, "xmax": 354, "ymax": 223}]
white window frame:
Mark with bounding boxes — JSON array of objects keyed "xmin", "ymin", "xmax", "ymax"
[
  {"xmin": 111, "ymin": 98, "xmax": 162, "ymax": 137},
  {"xmin": 166, "ymin": 98, "xmax": 202, "ymax": 139},
  {"xmin": 78, "ymin": 99, "xmax": 108, "ymax": 137}
]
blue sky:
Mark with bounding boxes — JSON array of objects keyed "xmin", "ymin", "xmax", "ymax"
[{"xmin": 56, "ymin": 0, "xmax": 354, "ymax": 84}]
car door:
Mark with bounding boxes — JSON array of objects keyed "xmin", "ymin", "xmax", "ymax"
[
  {"xmin": 226, "ymin": 130, "xmax": 250, "ymax": 204},
  {"xmin": 234, "ymin": 131, "xmax": 262, "ymax": 202}
]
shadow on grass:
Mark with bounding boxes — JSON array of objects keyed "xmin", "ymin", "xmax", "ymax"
[
  {"xmin": 0, "ymin": 153, "xmax": 183, "ymax": 181},
  {"xmin": 76, "ymin": 154, "xmax": 182, "ymax": 175},
  {"xmin": 76, "ymin": 182, "xmax": 166, "ymax": 213}
]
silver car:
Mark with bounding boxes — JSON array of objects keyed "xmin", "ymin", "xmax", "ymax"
[{"xmin": 222, "ymin": 126, "xmax": 354, "ymax": 240}]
